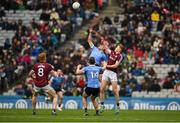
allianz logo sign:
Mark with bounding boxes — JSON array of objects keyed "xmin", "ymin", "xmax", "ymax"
[
  {"xmin": 0, "ymin": 102, "xmax": 13, "ymax": 109},
  {"xmin": 133, "ymin": 101, "xmax": 180, "ymax": 110},
  {"xmin": 167, "ymin": 102, "xmax": 180, "ymax": 110},
  {"xmin": 15, "ymin": 99, "xmax": 28, "ymax": 109},
  {"xmin": 0, "ymin": 99, "xmax": 28, "ymax": 109},
  {"xmin": 119, "ymin": 100, "xmax": 129, "ymax": 110},
  {"xmin": 133, "ymin": 103, "xmax": 166, "ymax": 110},
  {"xmin": 65, "ymin": 100, "xmax": 78, "ymax": 109},
  {"xmin": 0, "ymin": 99, "xmax": 179, "ymax": 110}
]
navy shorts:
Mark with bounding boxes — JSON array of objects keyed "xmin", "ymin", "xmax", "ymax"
[
  {"xmin": 53, "ymin": 87, "xmax": 62, "ymax": 92},
  {"xmin": 84, "ymin": 87, "xmax": 100, "ymax": 97}
]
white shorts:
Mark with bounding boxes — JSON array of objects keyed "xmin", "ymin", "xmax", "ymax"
[
  {"xmin": 102, "ymin": 69, "xmax": 118, "ymax": 82},
  {"xmin": 33, "ymin": 84, "xmax": 54, "ymax": 93}
]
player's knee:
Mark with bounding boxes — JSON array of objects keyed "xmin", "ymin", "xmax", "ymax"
[
  {"xmin": 59, "ymin": 96, "xmax": 63, "ymax": 100},
  {"xmin": 100, "ymin": 87, "xmax": 105, "ymax": 93},
  {"xmin": 91, "ymin": 97, "xmax": 96, "ymax": 102},
  {"xmin": 82, "ymin": 93, "xmax": 88, "ymax": 98},
  {"xmin": 53, "ymin": 93, "xmax": 57, "ymax": 98},
  {"xmin": 32, "ymin": 94, "xmax": 36, "ymax": 98},
  {"xmin": 91, "ymin": 99, "xmax": 96, "ymax": 103},
  {"xmin": 113, "ymin": 87, "xmax": 118, "ymax": 93},
  {"xmin": 50, "ymin": 91, "xmax": 57, "ymax": 98},
  {"xmin": 32, "ymin": 91, "xmax": 37, "ymax": 97}
]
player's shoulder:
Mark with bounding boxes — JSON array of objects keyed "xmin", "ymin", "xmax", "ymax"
[
  {"xmin": 84, "ymin": 65, "xmax": 91, "ymax": 69},
  {"xmin": 119, "ymin": 53, "xmax": 123, "ymax": 58},
  {"xmin": 43, "ymin": 62, "xmax": 51, "ymax": 66},
  {"xmin": 92, "ymin": 45, "xmax": 98, "ymax": 50},
  {"xmin": 92, "ymin": 65, "xmax": 101, "ymax": 70},
  {"xmin": 96, "ymin": 66, "xmax": 103, "ymax": 70},
  {"xmin": 33, "ymin": 63, "xmax": 40, "ymax": 68},
  {"xmin": 34, "ymin": 62, "xmax": 39, "ymax": 66},
  {"xmin": 85, "ymin": 65, "xmax": 95, "ymax": 70},
  {"xmin": 82, "ymin": 66, "xmax": 88, "ymax": 71},
  {"xmin": 114, "ymin": 51, "xmax": 122, "ymax": 57},
  {"xmin": 43, "ymin": 63, "xmax": 53, "ymax": 68}
]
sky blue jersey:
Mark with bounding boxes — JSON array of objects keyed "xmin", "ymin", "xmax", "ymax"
[
  {"xmin": 83, "ymin": 65, "xmax": 103, "ymax": 88},
  {"xmin": 90, "ymin": 45, "xmax": 107, "ymax": 66},
  {"xmin": 51, "ymin": 76, "xmax": 65, "ymax": 89}
]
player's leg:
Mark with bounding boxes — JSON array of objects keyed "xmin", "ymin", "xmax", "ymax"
[
  {"xmin": 82, "ymin": 87, "xmax": 90, "ymax": 116},
  {"xmin": 110, "ymin": 72, "xmax": 120, "ymax": 114},
  {"xmin": 32, "ymin": 90, "xmax": 38, "ymax": 115},
  {"xmin": 57, "ymin": 91, "xmax": 63, "ymax": 111},
  {"xmin": 47, "ymin": 89, "xmax": 57, "ymax": 115},
  {"xmin": 95, "ymin": 73, "xmax": 102, "ymax": 102},
  {"xmin": 90, "ymin": 95, "xmax": 100, "ymax": 115},
  {"xmin": 99, "ymin": 79, "xmax": 108, "ymax": 112},
  {"xmin": 100, "ymin": 70, "xmax": 108, "ymax": 112},
  {"xmin": 175, "ymin": 83, "xmax": 180, "ymax": 92},
  {"xmin": 44, "ymin": 85, "xmax": 57, "ymax": 115},
  {"xmin": 32, "ymin": 85, "xmax": 40, "ymax": 115},
  {"xmin": 99, "ymin": 74, "xmax": 102, "ymax": 83},
  {"xmin": 111, "ymin": 81, "xmax": 120, "ymax": 112},
  {"xmin": 91, "ymin": 88, "xmax": 100, "ymax": 115}
]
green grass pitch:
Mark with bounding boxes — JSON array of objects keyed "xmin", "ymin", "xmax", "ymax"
[{"xmin": 0, "ymin": 109, "xmax": 179, "ymax": 122}]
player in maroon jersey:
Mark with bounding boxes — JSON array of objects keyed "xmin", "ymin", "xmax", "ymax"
[
  {"xmin": 28, "ymin": 52, "xmax": 58, "ymax": 115},
  {"xmin": 99, "ymin": 44, "xmax": 124, "ymax": 114}
]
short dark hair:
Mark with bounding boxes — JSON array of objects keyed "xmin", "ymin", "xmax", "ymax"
[{"xmin": 89, "ymin": 57, "xmax": 95, "ymax": 64}]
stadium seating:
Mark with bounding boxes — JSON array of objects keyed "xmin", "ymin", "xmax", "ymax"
[
  {"xmin": 0, "ymin": 30, "xmax": 15, "ymax": 46},
  {"xmin": 0, "ymin": 0, "xmax": 179, "ymax": 97},
  {"xmin": 132, "ymin": 89, "xmax": 180, "ymax": 98},
  {"xmin": 145, "ymin": 64, "xmax": 178, "ymax": 79}
]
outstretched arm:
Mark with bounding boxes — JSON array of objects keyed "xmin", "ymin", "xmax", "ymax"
[
  {"xmin": 106, "ymin": 60, "xmax": 121, "ymax": 69},
  {"xmin": 76, "ymin": 64, "xmax": 84, "ymax": 75},
  {"xmin": 87, "ymin": 29, "xmax": 94, "ymax": 48},
  {"xmin": 102, "ymin": 62, "xmax": 107, "ymax": 69},
  {"xmin": 28, "ymin": 70, "xmax": 35, "ymax": 79},
  {"xmin": 50, "ymin": 70, "xmax": 58, "ymax": 77},
  {"xmin": 104, "ymin": 45, "xmax": 111, "ymax": 55}
]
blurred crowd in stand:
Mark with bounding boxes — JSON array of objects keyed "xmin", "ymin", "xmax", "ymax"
[
  {"xmin": 0, "ymin": 0, "xmax": 179, "ymax": 97},
  {"xmin": 0, "ymin": 0, "xmax": 107, "ymax": 97}
]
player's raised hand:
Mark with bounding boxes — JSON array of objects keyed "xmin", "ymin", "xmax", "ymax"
[
  {"xmin": 87, "ymin": 29, "xmax": 94, "ymax": 48},
  {"xmin": 77, "ymin": 64, "xmax": 82, "ymax": 68},
  {"xmin": 76, "ymin": 64, "xmax": 84, "ymax": 75},
  {"xmin": 89, "ymin": 28, "xmax": 93, "ymax": 33}
]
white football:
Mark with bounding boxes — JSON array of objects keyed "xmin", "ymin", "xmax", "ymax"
[{"xmin": 72, "ymin": 2, "xmax": 80, "ymax": 9}]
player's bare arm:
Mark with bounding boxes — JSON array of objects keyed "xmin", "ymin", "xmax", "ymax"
[
  {"xmin": 104, "ymin": 46, "xmax": 111, "ymax": 55},
  {"xmin": 102, "ymin": 62, "xmax": 107, "ymax": 69},
  {"xmin": 87, "ymin": 29, "xmax": 94, "ymax": 48},
  {"xmin": 48, "ymin": 76, "xmax": 53, "ymax": 84},
  {"xmin": 76, "ymin": 64, "xmax": 84, "ymax": 74},
  {"xmin": 28, "ymin": 70, "xmax": 35, "ymax": 79},
  {"xmin": 106, "ymin": 60, "xmax": 121, "ymax": 69},
  {"xmin": 50, "ymin": 70, "xmax": 58, "ymax": 77},
  {"xmin": 91, "ymin": 29, "xmax": 102, "ymax": 39}
]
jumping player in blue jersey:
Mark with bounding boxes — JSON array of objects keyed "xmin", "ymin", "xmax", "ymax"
[
  {"xmin": 49, "ymin": 69, "xmax": 65, "ymax": 111},
  {"xmin": 88, "ymin": 29, "xmax": 107, "ymax": 66},
  {"xmin": 76, "ymin": 57, "xmax": 106, "ymax": 116}
]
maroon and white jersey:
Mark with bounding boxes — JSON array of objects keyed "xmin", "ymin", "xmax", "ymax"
[
  {"xmin": 33, "ymin": 63, "xmax": 53, "ymax": 87},
  {"xmin": 107, "ymin": 51, "xmax": 123, "ymax": 73}
]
